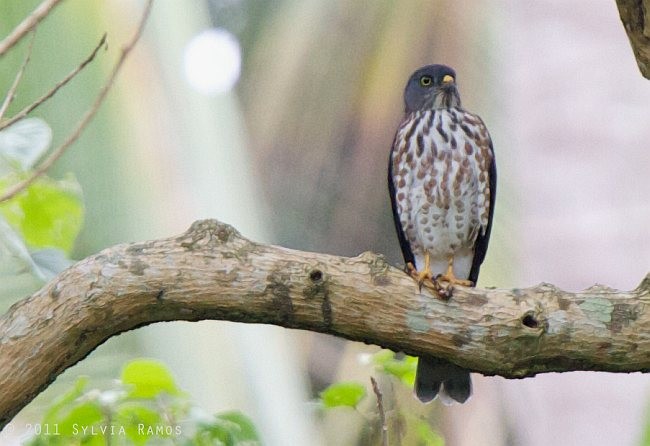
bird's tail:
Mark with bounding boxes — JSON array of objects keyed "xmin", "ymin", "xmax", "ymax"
[{"xmin": 414, "ymin": 356, "xmax": 471, "ymax": 404}]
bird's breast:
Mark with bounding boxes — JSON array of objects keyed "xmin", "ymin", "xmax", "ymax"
[{"xmin": 391, "ymin": 108, "xmax": 493, "ymax": 269}]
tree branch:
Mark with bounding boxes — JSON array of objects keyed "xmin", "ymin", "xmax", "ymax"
[
  {"xmin": 0, "ymin": 33, "xmax": 107, "ymax": 132},
  {"xmin": 0, "ymin": 31, "xmax": 36, "ymax": 122},
  {"xmin": 0, "ymin": 0, "xmax": 63, "ymax": 57},
  {"xmin": 1, "ymin": 219, "xmax": 649, "ymax": 428},
  {"xmin": 0, "ymin": 0, "xmax": 153, "ymax": 203},
  {"xmin": 616, "ymin": 0, "xmax": 650, "ymax": 79},
  {"xmin": 370, "ymin": 376, "xmax": 388, "ymax": 446}
]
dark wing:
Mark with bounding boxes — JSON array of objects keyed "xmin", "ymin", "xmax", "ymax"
[
  {"xmin": 468, "ymin": 139, "xmax": 496, "ymax": 284},
  {"xmin": 388, "ymin": 134, "xmax": 415, "ymax": 267}
]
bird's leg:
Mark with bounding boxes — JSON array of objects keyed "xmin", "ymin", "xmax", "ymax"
[
  {"xmin": 407, "ymin": 252, "xmax": 433, "ymax": 290},
  {"xmin": 407, "ymin": 253, "xmax": 451, "ymax": 298},
  {"xmin": 436, "ymin": 257, "xmax": 474, "ymax": 287}
]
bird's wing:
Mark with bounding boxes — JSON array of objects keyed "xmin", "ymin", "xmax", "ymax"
[
  {"xmin": 388, "ymin": 130, "xmax": 415, "ymax": 267},
  {"xmin": 468, "ymin": 137, "xmax": 496, "ymax": 284}
]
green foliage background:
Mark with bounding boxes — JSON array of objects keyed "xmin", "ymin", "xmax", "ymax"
[{"xmin": 26, "ymin": 359, "xmax": 262, "ymax": 446}]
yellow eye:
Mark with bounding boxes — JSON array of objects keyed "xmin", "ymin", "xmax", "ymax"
[{"xmin": 419, "ymin": 75, "xmax": 432, "ymax": 87}]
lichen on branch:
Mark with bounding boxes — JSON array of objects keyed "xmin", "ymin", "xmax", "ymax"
[{"xmin": 1, "ymin": 219, "xmax": 649, "ymax": 429}]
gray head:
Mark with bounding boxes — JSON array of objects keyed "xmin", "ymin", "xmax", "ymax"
[{"xmin": 404, "ymin": 64, "xmax": 461, "ymax": 113}]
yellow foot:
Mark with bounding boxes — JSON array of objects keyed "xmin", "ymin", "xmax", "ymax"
[
  {"xmin": 436, "ymin": 257, "xmax": 474, "ymax": 287},
  {"xmin": 406, "ymin": 254, "xmax": 452, "ymax": 300},
  {"xmin": 407, "ymin": 261, "xmax": 434, "ymax": 289}
]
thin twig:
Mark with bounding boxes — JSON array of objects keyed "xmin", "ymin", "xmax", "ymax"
[
  {"xmin": 0, "ymin": 32, "xmax": 36, "ymax": 122},
  {"xmin": 0, "ymin": 0, "xmax": 63, "ymax": 57},
  {"xmin": 0, "ymin": 34, "xmax": 108, "ymax": 132},
  {"xmin": 371, "ymin": 376, "xmax": 388, "ymax": 446},
  {"xmin": 0, "ymin": 0, "xmax": 154, "ymax": 203}
]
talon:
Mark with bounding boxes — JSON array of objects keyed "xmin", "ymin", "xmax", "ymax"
[
  {"xmin": 436, "ymin": 257, "xmax": 473, "ymax": 287},
  {"xmin": 438, "ymin": 283, "xmax": 453, "ymax": 300},
  {"xmin": 407, "ymin": 254, "xmax": 448, "ymax": 299},
  {"xmin": 407, "ymin": 260, "xmax": 433, "ymax": 291}
]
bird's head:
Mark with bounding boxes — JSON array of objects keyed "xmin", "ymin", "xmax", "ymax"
[{"xmin": 403, "ymin": 64, "xmax": 460, "ymax": 113}]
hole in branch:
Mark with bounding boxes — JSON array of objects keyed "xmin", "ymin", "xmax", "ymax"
[
  {"xmin": 521, "ymin": 313, "xmax": 539, "ymax": 329},
  {"xmin": 309, "ymin": 269, "xmax": 323, "ymax": 282}
]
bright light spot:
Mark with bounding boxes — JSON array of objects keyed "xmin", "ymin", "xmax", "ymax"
[
  {"xmin": 183, "ymin": 28, "xmax": 241, "ymax": 95},
  {"xmin": 357, "ymin": 353, "xmax": 372, "ymax": 365}
]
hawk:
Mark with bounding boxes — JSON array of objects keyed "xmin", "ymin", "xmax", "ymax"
[{"xmin": 388, "ymin": 64, "xmax": 496, "ymax": 403}]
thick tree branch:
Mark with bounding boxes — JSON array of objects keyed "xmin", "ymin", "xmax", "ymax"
[
  {"xmin": 616, "ymin": 0, "xmax": 650, "ymax": 79},
  {"xmin": 1, "ymin": 219, "xmax": 649, "ymax": 428}
]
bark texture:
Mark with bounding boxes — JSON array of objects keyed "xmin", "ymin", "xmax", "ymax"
[
  {"xmin": 616, "ymin": 0, "xmax": 650, "ymax": 78},
  {"xmin": 1, "ymin": 219, "xmax": 649, "ymax": 428}
]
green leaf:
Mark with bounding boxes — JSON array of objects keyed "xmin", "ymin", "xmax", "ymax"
[
  {"xmin": 0, "ymin": 118, "xmax": 52, "ymax": 173},
  {"xmin": 27, "ymin": 359, "xmax": 263, "ymax": 446},
  {"xmin": 319, "ymin": 381, "xmax": 367, "ymax": 409},
  {"xmin": 194, "ymin": 411, "xmax": 261, "ymax": 446},
  {"xmin": 41, "ymin": 376, "xmax": 89, "ymax": 426},
  {"xmin": 116, "ymin": 403, "xmax": 163, "ymax": 445},
  {"xmin": 216, "ymin": 411, "xmax": 261, "ymax": 442},
  {"xmin": 0, "ymin": 214, "xmax": 43, "ymax": 278},
  {"xmin": 0, "ymin": 215, "xmax": 71, "ymax": 288},
  {"xmin": 56, "ymin": 401, "xmax": 104, "ymax": 436},
  {"xmin": 416, "ymin": 420, "xmax": 445, "ymax": 446},
  {"xmin": 373, "ymin": 350, "xmax": 417, "ymax": 387},
  {"xmin": 194, "ymin": 423, "xmax": 231, "ymax": 445},
  {"xmin": 87, "ymin": 437, "xmax": 106, "ymax": 446},
  {"xmin": 0, "ymin": 174, "xmax": 83, "ymax": 253},
  {"xmin": 121, "ymin": 358, "xmax": 180, "ymax": 398}
]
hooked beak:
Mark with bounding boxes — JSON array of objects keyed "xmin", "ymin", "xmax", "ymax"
[{"xmin": 433, "ymin": 75, "xmax": 461, "ymax": 108}]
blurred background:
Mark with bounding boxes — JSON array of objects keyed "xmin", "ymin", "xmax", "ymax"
[{"xmin": 1, "ymin": 0, "xmax": 649, "ymax": 445}]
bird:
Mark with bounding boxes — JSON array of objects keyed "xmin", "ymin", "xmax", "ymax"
[{"xmin": 387, "ymin": 64, "xmax": 496, "ymax": 403}]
